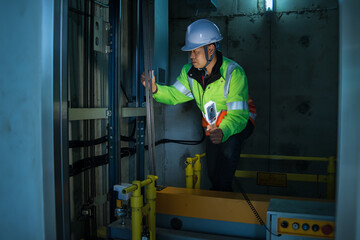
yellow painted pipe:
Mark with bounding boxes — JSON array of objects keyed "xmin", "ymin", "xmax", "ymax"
[
  {"xmin": 123, "ymin": 176, "xmax": 158, "ymax": 194},
  {"xmin": 146, "ymin": 175, "xmax": 157, "ymax": 240},
  {"xmin": 130, "ymin": 181, "xmax": 142, "ymax": 240},
  {"xmin": 234, "ymin": 170, "xmax": 328, "ymax": 183},
  {"xmin": 122, "ymin": 184, "xmax": 138, "ymax": 194},
  {"xmin": 240, "ymin": 154, "xmax": 331, "ymax": 162},
  {"xmin": 194, "ymin": 154, "xmax": 201, "ymax": 189},
  {"xmin": 141, "ymin": 178, "xmax": 152, "ymax": 187},
  {"xmin": 185, "ymin": 157, "xmax": 193, "ymax": 189},
  {"xmin": 184, "ymin": 154, "xmax": 206, "ymax": 189}
]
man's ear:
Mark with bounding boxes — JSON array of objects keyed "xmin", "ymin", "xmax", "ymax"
[{"xmin": 208, "ymin": 44, "xmax": 216, "ymax": 56}]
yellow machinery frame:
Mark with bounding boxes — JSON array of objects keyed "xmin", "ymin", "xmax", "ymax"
[
  {"xmin": 122, "ymin": 175, "xmax": 158, "ymax": 240},
  {"xmin": 185, "ymin": 153, "xmax": 336, "ymax": 199}
]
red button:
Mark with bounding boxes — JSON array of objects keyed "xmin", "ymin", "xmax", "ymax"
[{"xmin": 321, "ymin": 224, "xmax": 333, "ymax": 235}]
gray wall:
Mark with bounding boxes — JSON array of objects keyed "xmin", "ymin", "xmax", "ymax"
[
  {"xmin": 164, "ymin": 0, "xmax": 338, "ymax": 196},
  {"xmin": 336, "ymin": 0, "xmax": 360, "ymax": 239},
  {"xmin": 0, "ymin": 1, "xmax": 57, "ymax": 239}
]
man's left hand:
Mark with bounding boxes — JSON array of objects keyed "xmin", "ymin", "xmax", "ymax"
[{"xmin": 208, "ymin": 127, "xmax": 223, "ymax": 144}]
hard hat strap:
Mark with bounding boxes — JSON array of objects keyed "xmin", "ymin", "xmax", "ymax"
[{"xmin": 200, "ymin": 45, "xmax": 215, "ymax": 76}]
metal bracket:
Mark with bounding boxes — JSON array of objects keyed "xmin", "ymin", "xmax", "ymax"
[
  {"xmin": 94, "ymin": 16, "xmax": 111, "ymax": 53},
  {"xmin": 121, "ymin": 107, "xmax": 146, "ymax": 118},
  {"xmin": 106, "ymin": 109, "xmax": 112, "ymax": 117},
  {"xmin": 69, "ymin": 108, "xmax": 110, "ymax": 121}
]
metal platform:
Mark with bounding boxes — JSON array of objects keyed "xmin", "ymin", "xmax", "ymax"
[{"xmin": 107, "ymin": 219, "xmax": 254, "ymax": 240}]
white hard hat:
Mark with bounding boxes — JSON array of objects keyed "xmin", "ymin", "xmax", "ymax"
[{"xmin": 181, "ymin": 19, "xmax": 223, "ymax": 51}]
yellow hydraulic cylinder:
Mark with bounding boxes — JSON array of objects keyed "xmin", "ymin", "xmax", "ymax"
[
  {"xmin": 130, "ymin": 181, "xmax": 143, "ymax": 240},
  {"xmin": 146, "ymin": 175, "xmax": 157, "ymax": 240},
  {"xmin": 193, "ymin": 154, "xmax": 201, "ymax": 189},
  {"xmin": 185, "ymin": 157, "xmax": 194, "ymax": 189}
]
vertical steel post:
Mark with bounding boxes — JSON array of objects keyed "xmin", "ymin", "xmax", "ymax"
[
  {"xmin": 108, "ymin": 0, "xmax": 122, "ymax": 222},
  {"xmin": 135, "ymin": 0, "xmax": 146, "ymax": 181},
  {"xmin": 54, "ymin": 0, "xmax": 71, "ymax": 239}
]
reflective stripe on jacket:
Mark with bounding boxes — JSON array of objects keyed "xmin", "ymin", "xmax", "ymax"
[{"xmin": 153, "ymin": 56, "xmax": 249, "ymax": 142}]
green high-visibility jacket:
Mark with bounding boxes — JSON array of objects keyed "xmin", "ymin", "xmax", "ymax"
[{"xmin": 153, "ymin": 56, "xmax": 249, "ymax": 142}]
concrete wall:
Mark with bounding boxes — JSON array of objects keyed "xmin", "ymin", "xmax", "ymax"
[
  {"xmin": 0, "ymin": 1, "xmax": 57, "ymax": 239},
  {"xmin": 165, "ymin": 0, "xmax": 338, "ymax": 197},
  {"xmin": 336, "ymin": 0, "xmax": 360, "ymax": 238}
]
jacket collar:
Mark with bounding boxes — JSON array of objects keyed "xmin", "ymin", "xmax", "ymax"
[{"xmin": 187, "ymin": 51, "xmax": 223, "ymax": 89}]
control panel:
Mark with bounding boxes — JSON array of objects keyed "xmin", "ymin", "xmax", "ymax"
[
  {"xmin": 277, "ymin": 217, "xmax": 334, "ymax": 238},
  {"xmin": 267, "ymin": 198, "xmax": 335, "ymax": 240}
]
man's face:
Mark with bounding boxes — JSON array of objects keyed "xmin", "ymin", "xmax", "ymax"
[{"xmin": 189, "ymin": 46, "xmax": 207, "ymax": 69}]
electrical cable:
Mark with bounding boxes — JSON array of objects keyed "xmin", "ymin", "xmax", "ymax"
[
  {"xmin": 69, "ymin": 154, "xmax": 109, "ymax": 177},
  {"xmin": 130, "ymin": 119, "xmax": 137, "ymax": 138},
  {"xmin": 119, "ymin": 127, "xmax": 205, "ymax": 158},
  {"xmin": 120, "ymin": 135, "xmax": 136, "ymax": 142},
  {"xmin": 69, "ymin": 136, "xmax": 108, "ymax": 148},
  {"xmin": 141, "ymin": 115, "xmax": 206, "ymax": 147},
  {"xmin": 234, "ymin": 180, "xmax": 281, "ymax": 237},
  {"xmin": 69, "ymin": 134, "xmax": 136, "ymax": 148},
  {"xmin": 148, "ymin": 128, "xmax": 205, "ymax": 147}
]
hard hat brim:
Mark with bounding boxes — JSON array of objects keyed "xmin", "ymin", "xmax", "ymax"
[
  {"xmin": 181, "ymin": 38, "xmax": 223, "ymax": 52},
  {"xmin": 181, "ymin": 43, "xmax": 208, "ymax": 51}
]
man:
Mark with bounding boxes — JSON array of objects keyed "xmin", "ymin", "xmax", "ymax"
[{"xmin": 141, "ymin": 19, "xmax": 256, "ymax": 191}]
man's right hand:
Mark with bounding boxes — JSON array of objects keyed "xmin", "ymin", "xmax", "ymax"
[{"xmin": 141, "ymin": 70, "xmax": 157, "ymax": 93}]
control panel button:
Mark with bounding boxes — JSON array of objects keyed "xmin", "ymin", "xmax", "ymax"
[
  {"xmin": 292, "ymin": 222, "xmax": 300, "ymax": 230},
  {"xmin": 281, "ymin": 221, "xmax": 289, "ymax": 228},
  {"xmin": 302, "ymin": 223, "xmax": 309, "ymax": 231},
  {"xmin": 321, "ymin": 224, "xmax": 333, "ymax": 235},
  {"xmin": 312, "ymin": 224, "xmax": 319, "ymax": 232}
]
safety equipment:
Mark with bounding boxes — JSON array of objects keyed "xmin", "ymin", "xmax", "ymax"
[
  {"xmin": 153, "ymin": 56, "xmax": 250, "ymax": 142},
  {"xmin": 181, "ymin": 19, "xmax": 223, "ymax": 51}
]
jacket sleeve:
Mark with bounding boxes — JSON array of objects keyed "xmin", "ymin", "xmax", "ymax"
[
  {"xmin": 219, "ymin": 67, "xmax": 249, "ymax": 142},
  {"xmin": 153, "ymin": 66, "xmax": 194, "ymax": 105}
]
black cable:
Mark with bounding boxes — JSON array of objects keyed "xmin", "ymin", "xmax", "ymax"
[
  {"xmin": 69, "ymin": 136, "xmax": 108, "ymax": 148},
  {"xmin": 118, "ymin": 132, "xmax": 205, "ymax": 158},
  {"xmin": 130, "ymin": 119, "xmax": 137, "ymax": 138},
  {"xmin": 145, "ymin": 128, "xmax": 205, "ymax": 149},
  {"xmin": 144, "ymin": 121, "xmax": 206, "ymax": 147},
  {"xmin": 235, "ymin": 180, "xmax": 281, "ymax": 237},
  {"xmin": 120, "ymin": 135, "xmax": 136, "ymax": 142},
  {"xmin": 69, "ymin": 154, "xmax": 109, "ymax": 177},
  {"xmin": 69, "ymin": 135, "xmax": 137, "ymax": 148},
  {"xmin": 120, "ymin": 147, "xmax": 136, "ymax": 158}
]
